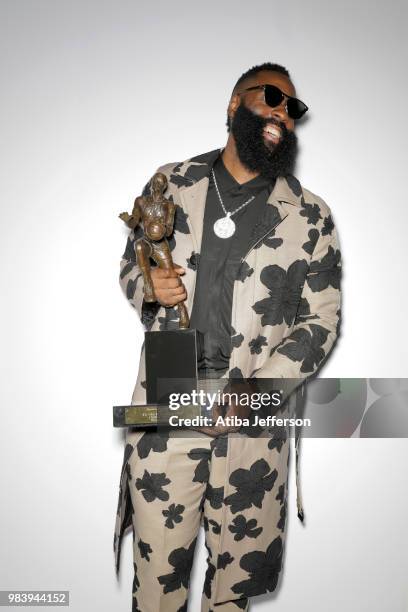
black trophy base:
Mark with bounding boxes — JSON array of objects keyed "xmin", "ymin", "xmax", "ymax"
[{"xmin": 113, "ymin": 328, "xmax": 203, "ymax": 428}]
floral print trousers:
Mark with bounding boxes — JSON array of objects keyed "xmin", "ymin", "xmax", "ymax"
[{"xmin": 117, "ymin": 424, "xmax": 290, "ymax": 612}]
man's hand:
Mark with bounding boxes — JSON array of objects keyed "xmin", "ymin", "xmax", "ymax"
[
  {"xmin": 192, "ymin": 380, "xmax": 256, "ymax": 437},
  {"xmin": 150, "ymin": 264, "xmax": 187, "ymax": 307}
]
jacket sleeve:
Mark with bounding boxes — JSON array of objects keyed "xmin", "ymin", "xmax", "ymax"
[
  {"xmin": 254, "ymin": 211, "xmax": 342, "ymax": 403},
  {"xmin": 119, "ymin": 180, "xmax": 160, "ymax": 329}
]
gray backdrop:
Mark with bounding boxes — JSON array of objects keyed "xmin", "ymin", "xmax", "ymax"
[{"xmin": 1, "ymin": 0, "xmax": 407, "ymax": 610}]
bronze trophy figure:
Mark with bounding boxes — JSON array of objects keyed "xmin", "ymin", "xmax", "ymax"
[
  {"xmin": 114, "ymin": 173, "xmax": 206, "ymax": 428},
  {"xmin": 119, "ymin": 172, "xmax": 189, "ymax": 329}
]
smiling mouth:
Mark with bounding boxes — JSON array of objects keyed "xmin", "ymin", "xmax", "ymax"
[{"xmin": 263, "ymin": 124, "xmax": 282, "ymax": 144}]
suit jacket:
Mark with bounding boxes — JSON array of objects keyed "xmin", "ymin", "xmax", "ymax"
[
  {"xmin": 120, "ymin": 148, "xmax": 341, "ymax": 394},
  {"xmin": 114, "ymin": 148, "xmax": 342, "ymax": 591}
]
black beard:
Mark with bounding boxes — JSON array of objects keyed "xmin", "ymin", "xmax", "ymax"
[{"xmin": 230, "ymin": 103, "xmax": 298, "ymax": 179}]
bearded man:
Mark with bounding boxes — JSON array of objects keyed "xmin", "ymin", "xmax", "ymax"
[{"xmin": 114, "ymin": 62, "xmax": 342, "ymax": 611}]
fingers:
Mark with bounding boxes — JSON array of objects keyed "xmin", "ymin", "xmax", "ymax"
[
  {"xmin": 153, "ymin": 277, "xmax": 182, "ymax": 291},
  {"xmin": 149, "ymin": 265, "xmax": 187, "ymax": 306},
  {"xmin": 151, "ymin": 265, "xmax": 185, "ymax": 279},
  {"xmin": 157, "ymin": 293, "xmax": 187, "ymax": 307},
  {"xmin": 173, "ymin": 264, "xmax": 186, "ymax": 274},
  {"xmin": 155, "ymin": 285, "xmax": 187, "ymax": 307}
]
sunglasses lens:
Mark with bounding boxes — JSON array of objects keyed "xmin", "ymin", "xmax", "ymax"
[
  {"xmin": 264, "ymin": 85, "xmax": 284, "ymax": 108},
  {"xmin": 286, "ymin": 98, "xmax": 308, "ymax": 120},
  {"xmin": 264, "ymin": 85, "xmax": 308, "ymax": 119}
]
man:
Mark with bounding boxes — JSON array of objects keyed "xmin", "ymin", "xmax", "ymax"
[{"xmin": 114, "ymin": 62, "xmax": 342, "ymax": 611}]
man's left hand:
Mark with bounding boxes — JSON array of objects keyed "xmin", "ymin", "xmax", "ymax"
[{"xmin": 192, "ymin": 379, "xmax": 257, "ymax": 437}]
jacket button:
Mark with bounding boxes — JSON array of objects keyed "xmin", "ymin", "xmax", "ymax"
[{"xmin": 189, "ymin": 253, "xmax": 197, "ymax": 266}]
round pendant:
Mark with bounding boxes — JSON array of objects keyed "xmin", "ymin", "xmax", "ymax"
[{"xmin": 213, "ymin": 214, "xmax": 236, "ymax": 239}]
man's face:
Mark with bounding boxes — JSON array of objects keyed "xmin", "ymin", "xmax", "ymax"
[{"xmin": 228, "ymin": 70, "xmax": 299, "ymax": 179}]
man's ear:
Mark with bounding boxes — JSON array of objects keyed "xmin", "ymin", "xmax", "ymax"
[{"xmin": 227, "ymin": 93, "xmax": 240, "ymax": 124}]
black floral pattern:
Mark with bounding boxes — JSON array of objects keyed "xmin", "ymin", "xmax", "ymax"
[
  {"xmin": 300, "ymin": 201, "xmax": 322, "ymax": 225},
  {"xmin": 170, "ymin": 173, "xmax": 193, "ymax": 188},
  {"xmin": 205, "ymin": 484, "xmax": 224, "ymax": 510},
  {"xmin": 138, "ymin": 539, "xmax": 153, "ymax": 561},
  {"xmin": 121, "ymin": 443, "xmax": 135, "ymax": 472},
  {"xmin": 286, "ymin": 174, "xmax": 302, "ymax": 196},
  {"xmin": 132, "ymin": 561, "xmax": 140, "ymax": 592},
  {"xmin": 249, "ymin": 335, "xmax": 267, "ymax": 355},
  {"xmin": 276, "ymin": 484, "xmax": 285, "ymax": 504},
  {"xmin": 120, "ymin": 260, "xmax": 136, "ymax": 280},
  {"xmin": 253, "ymin": 260, "xmax": 308, "ymax": 326},
  {"xmin": 229, "ymin": 367, "xmax": 244, "ymax": 379},
  {"xmin": 208, "ymin": 519, "xmax": 221, "ymax": 534},
  {"xmin": 171, "ymin": 162, "xmax": 183, "ymax": 174},
  {"xmin": 232, "ymin": 598, "xmax": 249, "ymax": 609},
  {"xmin": 187, "ymin": 251, "xmax": 200, "ymax": 271},
  {"xmin": 158, "ymin": 539, "xmax": 197, "ymax": 593},
  {"xmin": 224, "ymin": 459, "xmax": 278, "ymax": 513},
  {"xmin": 228, "ymin": 515, "xmax": 263, "ymax": 541},
  {"xmin": 307, "ymin": 246, "xmax": 341, "ymax": 292},
  {"xmin": 277, "ymin": 502, "xmax": 287, "ymax": 531},
  {"xmin": 203, "ymin": 561, "xmax": 216, "ymax": 598},
  {"xmin": 322, "ymin": 214, "xmax": 334, "ymax": 236},
  {"xmin": 187, "ymin": 448, "xmax": 210, "ymax": 483},
  {"xmin": 210, "ymin": 435, "xmax": 228, "ymax": 457},
  {"xmin": 236, "ymin": 261, "xmax": 254, "ymax": 282},
  {"xmin": 302, "ymin": 228, "xmax": 319, "ymax": 255},
  {"xmin": 336, "ymin": 307, "xmax": 342, "ymax": 337},
  {"xmin": 231, "ymin": 536, "xmax": 283, "ymax": 597},
  {"xmin": 126, "ymin": 275, "xmax": 140, "ymax": 301},
  {"xmin": 162, "ymin": 503, "xmax": 185, "ymax": 529},
  {"xmin": 217, "ymin": 552, "xmax": 234, "ymax": 569},
  {"xmin": 132, "ymin": 595, "xmax": 141, "ymax": 612},
  {"xmin": 173, "ymin": 205, "xmax": 190, "ymax": 234},
  {"xmin": 231, "ymin": 327, "xmax": 244, "ymax": 349},
  {"xmin": 277, "ymin": 323, "xmax": 330, "ymax": 373},
  {"xmin": 135, "ymin": 470, "xmax": 171, "ymax": 503},
  {"xmin": 294, "ymin": 297, "xmax": 319, "ymax": 324},
  {"xmin": 263, "ymin": 234, "xmax": 283, "ymax": 249},
  {"xmin": 267, "ymin": 425, "xmax": 288, "ymax": 453},
  {"xmin": 141, "ymin": 300, "xmax": 160, "ymax": 330},
  {"xmin": 137, "ymin": 431, "xmax": 169, "ymax": 459}
]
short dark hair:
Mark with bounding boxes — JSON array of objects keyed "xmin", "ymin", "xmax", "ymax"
[
  {"xmin": 232, "ymin": 62, "xmax": 290, "ymax": 94},
  {"xmin": 226, "ymin": 62, "xmax": 291, "ymax": 131}
]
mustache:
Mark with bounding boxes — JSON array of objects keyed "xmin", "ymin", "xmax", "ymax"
[
  {"xmin": 260, "ymin": 116, "xmax": 287, "ymax": 132},
  {"xmin": 254, "ymin": 114, "xmax": 289, "ymax": 139}
]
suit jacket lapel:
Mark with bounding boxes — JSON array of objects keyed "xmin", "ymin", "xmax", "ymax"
[
  {"xmin": 177, "ymin": 178, "xmax": 210, "ymax": 254},
  {"xmin": 241, "ymin": 175, "xmax": 303, "ymax": 255},
  {"xmin": 168, "ymin": 149, "xmax": 221, "ymax": 254}
]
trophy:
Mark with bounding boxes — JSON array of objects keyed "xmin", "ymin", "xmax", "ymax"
[{"xmin": 113, "ymin": 173, "xmax": 210, "ymax": 428}]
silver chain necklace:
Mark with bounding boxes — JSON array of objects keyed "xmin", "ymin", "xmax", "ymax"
[{"xmin": 211, "ymin": 169, "xmax": 255, "ymax": 238}]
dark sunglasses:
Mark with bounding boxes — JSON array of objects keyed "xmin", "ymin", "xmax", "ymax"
[{"xmin": 239, "ymin": 84, "xmax": 308, "ymax": 120}]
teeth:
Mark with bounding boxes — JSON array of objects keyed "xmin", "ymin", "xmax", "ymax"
[{"xmin": 265, "ymin": 126, "xmax": 281, "ymax": 137}]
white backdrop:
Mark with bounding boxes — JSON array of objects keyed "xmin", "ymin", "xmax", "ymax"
[{"xmin": 1, "ymin": 0, "xmax": 407, "ymax": 610}]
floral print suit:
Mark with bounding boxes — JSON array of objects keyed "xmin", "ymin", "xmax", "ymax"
[{"xmin": 114, "ymin": 149, "xmax": 342, "ymax": 611}]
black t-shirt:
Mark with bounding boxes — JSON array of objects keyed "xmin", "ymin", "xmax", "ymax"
[{"xmin": 189, "ymin": 153, "xmax": 276, "ymax": 373}]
